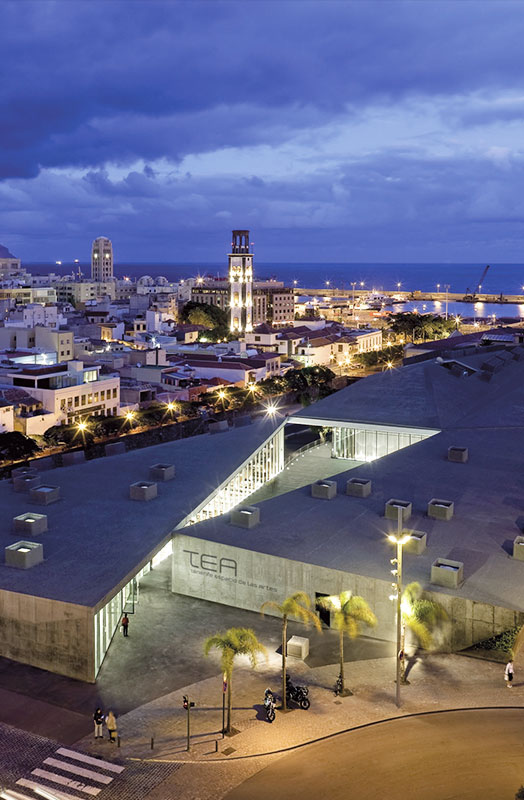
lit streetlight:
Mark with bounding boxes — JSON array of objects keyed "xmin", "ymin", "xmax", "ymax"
[{"xmin": 388, "ymin": 514, "xmax": 411, "ymax": 708}]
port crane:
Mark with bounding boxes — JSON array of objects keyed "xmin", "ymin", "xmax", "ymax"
[{"xmin": 464, "ymin": 265, "xmax": 490, "ymax": 301}]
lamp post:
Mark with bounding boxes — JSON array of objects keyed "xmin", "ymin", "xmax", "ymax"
[
  {"xmin": 350, "ymin": 282, "xmax": 357, "ymax": 316},
  {"xmin": 444, "ymin": 284, "xmax": 450, "ymax": 320},
  {"xmin": 389, "ymin": 510, "xmax": 411, "ymax": 708}
]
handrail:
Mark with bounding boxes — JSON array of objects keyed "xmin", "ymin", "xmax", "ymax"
[{"xmin": 284, "ymin": 437, "xmax": 327, "ymax": 467}]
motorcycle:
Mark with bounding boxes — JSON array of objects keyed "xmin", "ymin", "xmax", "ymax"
[
  {"xmin": 285, "ymin": 675, "xmax": 310, "ymax": 710},
  {"xmin": 264, "ymin": 688, "xmax": 275, "ymax": 722}
]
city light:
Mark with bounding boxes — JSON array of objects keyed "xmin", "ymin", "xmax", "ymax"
[
  {"xmin": 77, "ymin": 421, "xmax": 87, "ymax": 432},
  {"xmin": 167, "ymin": 402, "xmax": 175, "ymax": 411},
  {"xmin": 126, "ymin": 411, "xmax": 135, "ymax": 422},
  {"xmin": 265, "ymin": 402, "xmax": 278, "ymax": 417}
]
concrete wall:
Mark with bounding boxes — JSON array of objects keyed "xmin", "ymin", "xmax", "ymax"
[
  {"xmin": 0, "ymin": 589, "xmax": 94, "ymax": 682},
  {"xmin": 173, "ymin": 534, "xmax": 524, "ymax": 652}
]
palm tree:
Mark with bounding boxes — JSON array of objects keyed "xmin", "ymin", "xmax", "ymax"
[
  {"xmin": 317, "ymin": 591, "xmax": 377, "ymax": 696},
  {"xmin": 204, "ymin": 627, "xmax": 266, "ymax": 734},
  {"xmin": 261, "ymin": 592, "xmax": 321, "ymax": 711},
  {"xmin": 400, "ymin": 582, "xmax": 448, "ymax": 681}
]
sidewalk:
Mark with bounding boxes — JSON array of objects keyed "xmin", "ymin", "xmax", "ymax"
[{"xmin": 74, "ymin": 650, "xmax": 522, "ymax": 798}]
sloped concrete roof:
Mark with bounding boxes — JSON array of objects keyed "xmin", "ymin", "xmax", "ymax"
[{"xmin": 0, "ymin": 419, "xmax": 280, "ymax": 607}]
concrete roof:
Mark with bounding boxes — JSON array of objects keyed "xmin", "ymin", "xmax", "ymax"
[
  {"xmin": 291, "ymin": 347, "xmax": 524, "ymax": 430},
  {"xmin": 184, "ymin": 424, "xmax": 524, "ymax": 613},
  {"xmin": 0, "ymin": 419, "xmax": 279, "ymax": 608}
]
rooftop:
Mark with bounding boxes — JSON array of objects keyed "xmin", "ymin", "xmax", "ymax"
[{"xmin": 0, "ymin": 419, "xmax": 279, "ymax": 608}]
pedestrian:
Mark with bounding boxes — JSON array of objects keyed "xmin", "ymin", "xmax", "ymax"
[
  {"xmin": 505, "ymin": 659, "xmax": 514, "ymax": 688},
  {"xmin": 93, "ymin": 707, "xmax": 104, "ymax": 739},
  {"xmin": 106, "ymin": 710, "xmax": 118, "ymax": 743},
  {"xmin": 122, "ymin": 613, "xmax": 129, "ymax": 637}
]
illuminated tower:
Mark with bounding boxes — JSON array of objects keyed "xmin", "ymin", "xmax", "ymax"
[
  {"xmin": 229, "ymin": 230, "xmax": 253, "ymax": 333},
  {"xmin": 91, "ymin": 237, "xmax": 114, "ymax": 281}
]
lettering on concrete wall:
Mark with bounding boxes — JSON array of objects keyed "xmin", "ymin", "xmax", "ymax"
[{"xmin": 182, "ymin": 548, "xmax": 278, "ymax": 593}]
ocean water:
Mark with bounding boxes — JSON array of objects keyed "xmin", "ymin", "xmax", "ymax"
[{"xmin": 25, "ymin": 261, "xmax": 524, "ymax": 320}]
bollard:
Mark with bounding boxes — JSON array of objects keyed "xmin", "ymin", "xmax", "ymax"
[
  {"xmin": 215, "ymin": 740, "xmax": 219, "ymax": 753},
  {"xmin": 117, "ymin": 736, "xmax": 121, "ymax": 748},
  {"xmin": 150, "ymin": 736, "xmax": 154, "ymax": 750}
]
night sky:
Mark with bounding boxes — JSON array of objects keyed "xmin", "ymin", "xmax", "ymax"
[{"xmin": 2, "ymin": 0, "xmax": 524, "ymax": 263}]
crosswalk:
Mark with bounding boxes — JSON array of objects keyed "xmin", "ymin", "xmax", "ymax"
[{"xmin": 6, "ymin": 746, "xmax": 125, "ymax": 800}]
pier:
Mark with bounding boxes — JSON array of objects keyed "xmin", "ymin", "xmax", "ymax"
[{"xmin": 294, "ymin": 288, "xmax": 524, "ymax": 306}]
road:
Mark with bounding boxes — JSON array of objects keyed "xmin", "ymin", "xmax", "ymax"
[{"xmin": 226, "ymin": 709, "xmax": 524, "ymax": 800}]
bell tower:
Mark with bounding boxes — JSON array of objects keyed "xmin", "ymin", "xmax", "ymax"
[{"xmin": 228, "ymin": 230, "xmax": 253, "ymax": 333}]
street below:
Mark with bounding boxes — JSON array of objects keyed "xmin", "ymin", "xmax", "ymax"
[{"xmin": 225, "ymin": 708, "xmax": 524, "ymax": 800}]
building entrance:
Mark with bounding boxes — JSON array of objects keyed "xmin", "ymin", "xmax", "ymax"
[{"xmin": 315, "ymin": 592, "xmax": 331, "ymax": 627}]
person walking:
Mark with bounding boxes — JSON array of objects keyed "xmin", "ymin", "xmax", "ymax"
[
  {"xmin": 106, "ymin": 710, "xmax": 118, "ymax": 743},
  {"xmin": 122, "ymin": 614, "xmax": 129, "ymax": 637},
  {"xmin": 505, "ymin": 659, "xmax": 514, "ymax": 688},
  {"xmin": 93, "ymin": 707, "xmax": 104, "ymax": 739}
]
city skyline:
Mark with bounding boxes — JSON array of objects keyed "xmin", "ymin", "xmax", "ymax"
[{"xmin": 2, "ymin": 1, "xmax": 524, "ymax": 262}]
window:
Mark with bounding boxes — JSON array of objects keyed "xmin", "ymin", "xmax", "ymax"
[
  {"xmin": 60, "ymin": 399, "xmax": 66, "ymax": 411},
  {"xmin": 100, "ymin": 390, "xmax": 105, "ymax": 401},
  {"xmin": 88, "ymin": 394, "xmax": 93, "ymax": 404},
  {"xmin": 74, "ymin": 396, "xmax": 79, "ymax": 407},
  {"xmin": 112, "ymin": 388, "xmax": 117, "ymax": 398},
  {"xmin": 81, "ymin": 394, "xmax": 86, "ymax": 405},
  {"xmin": 94, "ymin": 392, "xmax": 99, "ymax": 402}
]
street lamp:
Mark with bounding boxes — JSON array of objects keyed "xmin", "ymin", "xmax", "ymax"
[
  {"xmin": 444, "ymin": 284, "xmax": 450, "ymax": 320},
  {"xmin": 388, "ymin": 512, "xmax": 411, "ymax": 708}
]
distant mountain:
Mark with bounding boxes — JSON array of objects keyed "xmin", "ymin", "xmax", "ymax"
[{"xmin": 0, "ymin": 244, "xmax": 15, "ymax": 258}]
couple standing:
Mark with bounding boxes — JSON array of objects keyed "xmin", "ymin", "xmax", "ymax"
[{"xmin": 94, "ymin": 708, "xmax": 118, "ymax": 742}]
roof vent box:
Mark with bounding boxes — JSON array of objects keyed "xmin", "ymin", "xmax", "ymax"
[
  {"xmin": 448, "ymin": 446, "xmax": 468, "ymax": 463},
  {"xmin": 346, "ymin": 478, "xmax": 372, "ymax": 498},
  {"xmin": 404, "ymin": 530, "xmax": 427, "ymax": 555},
  {"xmin": 30, "ymin": 485, "xmax": 60, "ymax": 505},
  {"xmin": 231, "ymin": 506, "xmax": 260, "ymax": 529},
  {"xmin": 385, "ymin": 499, "xmax": 412, "ymax": 522},
  {"xmin": 513, "ymin": 536, "xmax": 524, "ymax": 561},
  {"xmin": 427, "ymin": 498, "xmax": 454, "ymax": 521},
  {"xmin": 311, "ymin": 480, "xmax": 337, "ymax": 500},
  {"xmin": 431, "ymin": 557, "xmax": 463, "ymax": 588},
  {"xmin": 130, "ymin": 481, "xmax": 158, "ymax": 501},
  {"xmin": 13, "ymin": 474, "xmax": 42, "ymax": 493},
  {"xmin": 105, "ymin": 441, "xmax": 126, "ymax": 457},
  {"xmin": 149, "ymin": 464, "xmax": 175, "ymax": 482},
  {"xmin": 5, "ymin": 541, "xmax": 43, "ymax": 569},
  {"xmin": 13, "ymin": 513, "xmax": 48, "ymax": 536}
]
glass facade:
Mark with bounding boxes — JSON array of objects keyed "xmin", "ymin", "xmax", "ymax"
[
  {"xmin": 331, "ymin": 425, "xmax": 433, "ymax": 461},
  {"xmin": 93, "ymin": 540, "xmax": 172, "ymax": 676},
  {"xmin": 184, "ymin": 426, "xmax": 285, "ymax": 526}
]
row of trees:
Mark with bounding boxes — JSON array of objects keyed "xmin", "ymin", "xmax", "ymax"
[
  {"xmin": 205, "ymin": 583, "xmax": 447, "ymax": 733},
  {"xmin": 386, "ymin": 312, "xmax": 456, "ymax": 343}
]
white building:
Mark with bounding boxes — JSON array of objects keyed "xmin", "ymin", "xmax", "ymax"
[
  {"xmin": 91, "ymin": 237, "xmax": 114, "ymax": 282},
  {"xmin": 5, "ymin": 360, "xmax": 120, "ymax": 426},
  {"xmin": 4, "ymin": 304, "xmax": 66, "ymax": 330}
]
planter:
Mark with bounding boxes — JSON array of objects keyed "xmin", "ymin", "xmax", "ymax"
[
  {"xmin": 513, "ymin": 536, "xmax": 524, "ymax": 561},
  {"xmin": 62, "ymin": 450, "xmax": 85, "ymax": 466},
  {"xmin": 105, "ymin": 441, "xmax": 126, "ymax": 457},
  {"xmin": 13, "ymin": 475, "xmax": 42, "ymax": 493},
  {"xmin": 287, "ymin": 636, "xmax": 309, "ymax": 659}
]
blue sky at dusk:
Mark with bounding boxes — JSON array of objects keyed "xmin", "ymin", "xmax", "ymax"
[{"xmin": 2, "ymin": 0, "xmax": 524, "ymax": 263}]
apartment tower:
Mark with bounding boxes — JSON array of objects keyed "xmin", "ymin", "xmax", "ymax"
[{"xmin": 91, "ymin": 237, "xmax": 114, "ymax": 281}]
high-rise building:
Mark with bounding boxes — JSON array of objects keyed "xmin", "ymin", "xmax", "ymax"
[
  {"xmin": 91, "ymin": 237, "xmax": 113, "ymax": 281},
  {"xmin": 229, "ymin": 230, "xmax": 253, "ymax": 333}
]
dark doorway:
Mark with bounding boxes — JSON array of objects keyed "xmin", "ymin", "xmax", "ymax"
[{"xmin": 315, "ymin": 592, "xmax": 330, "ymax": 627}]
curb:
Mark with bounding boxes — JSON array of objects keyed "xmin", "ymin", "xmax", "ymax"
[{"xmin": 125, "ymin": 704, "xmax": 524, "ymax": 764}]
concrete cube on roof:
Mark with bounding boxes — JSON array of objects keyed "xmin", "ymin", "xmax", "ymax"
[
  {"xmin": 346, "ymin": 478, "xmax": 371, "ymax": 497},
  {"xmin": 448, "ymin": 446, "xmax": 468, "ymax": 463},
  {"xmin": 431, "ymin": 558, "xmax": 463, "ymax": 588},
  {"xmin": 13, "ymin": 474, "xmax": 41, "ymax": 493},
  {"xmin": 30, "ymin": 485, "xmax": 60, "ymax": 505},
  {"xmin": 311, "ymin": 480, "xmax": 337, "ymax": 500},
  {"xmin": 385, "ymin": 498, "xmax": 412, "ymax": 522},
  {"xmin": 13, "ymin": 512, "xmax": 48, "ymax": 536},
  {"xmin": 231, "ymin": 506, "xmax": 260, "ymax": 529},
  {"xmin": 30, "ymin": 456, "xmax": 55, "ymax": 471},
  {"xmin": 11, "ymin": 467, "xmax": 37, "ymax": 480},
  {"xmin": 428, "ymin": 498, "xmax": 454, "ymax": 521},
  {"xmin": 130, "ymin": 481, "xmax": 158, "ymax": 501},
  {"xmin": 404, "ymin": 530, "xmax": 427, "ymax": 555},
  {"xmin": 150, "ymin": 464, "xmax": 175, "ymax": 482},
  {"xmin": 513, "ymin": 536, "xmax": 524, "ymax": 561},
  {"xmin": 5, "ymin": 541, "xmax": 43, "ymax": 569},
  {"xmin": 209, "ymin": 420, "xmax": 228, "ymax": 434}
]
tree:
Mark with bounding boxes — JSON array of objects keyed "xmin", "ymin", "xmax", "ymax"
[
  {"xmin": 204, "ymin": 627, "xmax": 267, "ymax": 734},
  {"xmin": 400, "ymin": 582, "xmax": 448, "ymax": 681},
  {"xmin": 387, "ymin": 312, "xmax": 455, "ymax": 343},
  {"xmin": 515, "ymin": 786, "xmax": 524, "ymax": 799},
  {"xmin": 181, "ymin": 301, "xmax": 230, "ymax": 340},
  {"xmin": 261, "ymin": 592, "xmax": 321, "ymax": 711},
  {"xmin": 0, "ymin": 431, "xmax": 39, "ymax": 463},
  {"xmin": 317, "ymin": 591, "xmax": 377, "ymax": 696}
]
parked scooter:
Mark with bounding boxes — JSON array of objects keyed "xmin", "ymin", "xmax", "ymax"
[
  {"xmin": 285, "ymin": 675, "xmax": 310, "ymax": 710},
  {"xmin": 264, "ymin": 688, "xmax": 276, "ymax": 722}
]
